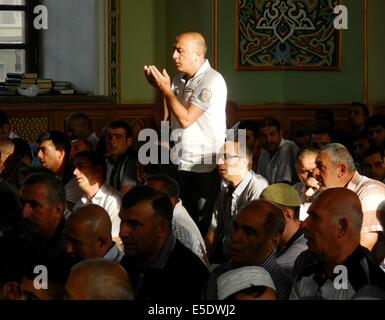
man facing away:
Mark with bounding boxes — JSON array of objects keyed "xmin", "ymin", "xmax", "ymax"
[{"xmin": 144, "ymin": 31, "xmax": 227, "ymax": 236}]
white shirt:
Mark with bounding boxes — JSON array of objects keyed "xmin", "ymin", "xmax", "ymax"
[
  {"xmin": 171, "ymin": 60, "xmax": 227, "ymax": 173},
  {"xmin": 73, "ymin": 183, "xmax": 122, "ymax": 238},
  {"xmin": 173, "ymin": 200, "xmax": 209, "ymax": 266}
]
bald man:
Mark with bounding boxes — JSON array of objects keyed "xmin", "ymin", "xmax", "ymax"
[
  {"xmin": 314, "ymin": 143, "xmax": 385, "ymax": 255},
  {"xmin": 64, "ymin": 258, "xmax": 134, "ymax": 300},
  {"xmin": 144, "ymin": 31, "xmax": 227, "ymax": 235},
  {"xmin": 291, "ymin": 188, "xmax": 385, "ymax": 300},
  {"xmin": 63, "ymin": 204, "xmax": 124, "ymax": 264}
]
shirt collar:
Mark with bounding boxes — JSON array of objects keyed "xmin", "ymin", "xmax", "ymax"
[
  {"xmin": 233, "ymin": 171, "xmax": 253, "ymax": 198},
  {"xmin": 104, "ymin": 243, "xmax": 123, "ymax": 261},
  {"xmin": 187, "ymin": 59, "xmax": 210, "ymax": 80},
  {"xmin": 347, "ymin": 171, "xmax": 361, "ymax": 190},
  {"xmin": 148, "ymin": 232, "xmax": 176, "ymax": 270}
]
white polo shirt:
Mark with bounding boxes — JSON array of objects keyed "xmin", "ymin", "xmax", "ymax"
[{"xmin": 171, "ymin": 59, "xmax": 227, "ymax": 173}]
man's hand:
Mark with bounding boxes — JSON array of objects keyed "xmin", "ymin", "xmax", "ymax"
[
  {"xmin": 144, "ymin": 65, "xmax": 157, "ymax": 87},
  {"xmin": 144, "ymin": 65, "xmax": 173, "ymax": 97}
]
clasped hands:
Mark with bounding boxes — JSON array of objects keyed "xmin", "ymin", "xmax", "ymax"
[{"xmin": 144, "ymin": 65, "xmax": 172, "ymax": 95}]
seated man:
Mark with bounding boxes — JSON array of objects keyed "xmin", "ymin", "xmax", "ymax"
[
  {"xmin": 366, "ymin": 113, "xmax": 385, "ymax": 148},
  {"xmin": 105, "ymin": 120, "xmax": 137, "ymax": 194},
  {"xmin": 257, "ymin": 117, "xmax": 299, "ymax": 184},
  {"xmin": 0, "ymin": 110, "xmax": 19, "ymax": 138},
  {"xmin": 65, "ymin": 112, "xmax": 99, "ymax": 149},
  {"xmin": 119, "ymin": 186, "xmax": 209, "ymax": 301},
  {"xmin": 145, "ymin": 174, "xmax": 208, "ymax": 266},
  {"xmin": 72, "ymin": 151, "xmax": 122, "ymax": 242},
  {"xmin": 310, "ymin": 128, "xmax": 333, "ymax": 150},
  {"xmin": 205, "ymin": 140, "xmax": 268, "ymax": 263},
  {"xmin": 217, "ymin": 266, "xmax": 277, "ymax": 300},
  {"xmin": 291, "ymin": 188, "xmax": 385, "ymax": 300},
  {"xmin": 20, "ymin": 173, "xmax": 68, "ymax": 258},
  {"xmin": 362, "ymin": 146, "xmax": 385, "ymax": 183},
  {"xmin": 292, "ymin": 148, "xmax": 320, "ymax": 221},
  {"xmin": 37, "ymin": 131, "xmax": 82, "ymax": 211},
  {"xmin": 63, "ymin": 204, "xmax": 124, "ymax": 264},
  {"xmin": 203, "ymin": 200, "xmax": 292, "ymax": 300},
  {"xmin": 260, "ymin": 183, "xmax": 308, "ymax": 275},
  {"xmin": 65, "ymin": 258, "xmax": 134, "ymax": 300},
  {"xmin": 315, "ymin": 143, "xmax": 385, "ymax": 255}
]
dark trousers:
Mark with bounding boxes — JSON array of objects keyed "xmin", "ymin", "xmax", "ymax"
[{"xmin": 179, "ymin": 169, "xmax": 221, "ymax": 237}]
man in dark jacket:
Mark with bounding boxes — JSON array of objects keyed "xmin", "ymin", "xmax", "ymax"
[{"xmin": 119, "ymin": 186, "xmax": 209, "ymax": 301}]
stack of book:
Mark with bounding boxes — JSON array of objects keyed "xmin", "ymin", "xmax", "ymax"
[
  {"xmin": 19, "ymin": 73, "xmax": 38, "ymax": 89},
  {"xmin": 53, "ymin": 81, "xmax": 74, "ymax": 95},
  {"xmin": 37, "ymin": 79, "xmax": 53, "ymax": 94}
]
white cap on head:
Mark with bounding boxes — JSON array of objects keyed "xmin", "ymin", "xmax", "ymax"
[{"xmin": 217, "ymin": 266, "xmax": 276, "ymax": 300}]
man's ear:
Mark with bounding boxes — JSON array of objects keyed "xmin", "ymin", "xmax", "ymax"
[
  {"xmin": 270, "ymin": 233, "xmax": 281, "ymax": 249},
  {"xmin": 156, "ymin": 218, "xmax": 170, "ymax": 238},
  {"xmin": 339, "ymin": 163, "xmax": 347, "ymax": 177},
  {"xmin": 283, "ymin": 208, "xmax": 292, "ymax": 223},
  {"xmin": 126, "ymin": 137, "xmax": 133, "ymax": 147},
  {"xmin": 3, "ymin": 282, "xmax": 21, "ymax": 300},
  {"xmin": 53, "ymin": 202, "xmax": 65, "ymax": 220},
  {"xmin": 56, "ymin": 148, "xmax": 66, "ymax": 162},
  {"xmin": 337, "ymin": 218, "xmax": 348, "ymax": 239}
]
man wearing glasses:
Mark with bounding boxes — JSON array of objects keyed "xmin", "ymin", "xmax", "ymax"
[{"xmin": 205, "ymin": 140, "xmax": 268, "ymax": 264}]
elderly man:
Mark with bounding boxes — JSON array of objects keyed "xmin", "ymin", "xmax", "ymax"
[
  {"xmin": 292, "ymin": 148, "xmax": 320, "ymax": 221},
  {"xmin": 119, "ymin": 186, "xmax": 209, "ymax": 301},
  {"xmin": 63, "ymin": 204, "xmax": 124, "ymax": 264},
  {"xmin": 205, "ymin": 140, "xmax": 268, "ymax": 262},
  {"xmin": 260, "ymin": 183, "xmax": 308, "ymax": 275},
  {"xmin": 65, "ymin": 258, "xmax": 134, "ymax": 300},
  {"xmin": 203, "ymin": 199, "xmax": 292, "ymax": 300},
  {"xmin": 144, "ymin": 32, "xmax": 227, "ymax": 235},
  {"xmin": 314, "ymin": 143, "xmax": 385, "ymax": 255},
  {"xmin": 291, "ymin": 188, "xmax": 385, "ymax": 300}
]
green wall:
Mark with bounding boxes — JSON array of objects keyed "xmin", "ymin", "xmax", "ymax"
[
  {"xmin": 120, "ymin": 0, "xmax": 166, "ymax": 103},
  {"xmin": 120, "ymin": 0, "xmax": 369, "ymax": 105},
  {"xmin": 368, "ymin": 0, "xmax": 385, "ymax": 103}
]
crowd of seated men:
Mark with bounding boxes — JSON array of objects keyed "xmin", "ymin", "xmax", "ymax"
[{"xmin": 0, "ymin": 103, "xmax": 385, "ymax": 301}]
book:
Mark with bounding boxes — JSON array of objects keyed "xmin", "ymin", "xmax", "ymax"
[
  {"xmin": 38, "ymin": 83, "xmax": 53, "ymax": 89},
  {"xmin": 21, "ymin": 79, "xmax": 37, "ymax": 84},
  {"xmin": 23, "ymin": 73, "xmax": 38, "ymax": 79},
  {"xmin": 60, "ymin": 89, "xmax": 75, "ymax": 95},
  {"xmin": 6, "ymin": 73, "xmax": 23, "ymax": 79}
]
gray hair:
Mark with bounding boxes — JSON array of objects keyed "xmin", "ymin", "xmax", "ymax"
[
  {"xmin": 70, "ymin": 258, "xmax": 134, "ymax": 300},
  {"xmin": 318, "ymin": 143, "xmax": 356, "ymax": 172}
]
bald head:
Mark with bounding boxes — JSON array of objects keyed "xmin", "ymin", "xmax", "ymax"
[
  {"xmin": 68, "ymin": 204, "xmax": 112, "ymax": 237},
  {"xmin": 65, "ymin": 258, "xmax": 134, "ymax": 300},
  {"xmin": 178, "ymin": 32, "xmax": 207, "ymax": 57},
  {"xmin": 313, "ymin": 188, "xmax": 363, "ymax": 235},
  {"xmin": 303, "ymin": 188, "xmax": 363, "ymax": 265},
  {"xmin": 64, "ymin": 205, "xmax": 113, "ymax": 262}
]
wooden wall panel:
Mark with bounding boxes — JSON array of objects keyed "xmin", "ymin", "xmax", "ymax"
[{"xmin": 1, "ymin": 100, "xmax": 353, "ymax": 143}]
